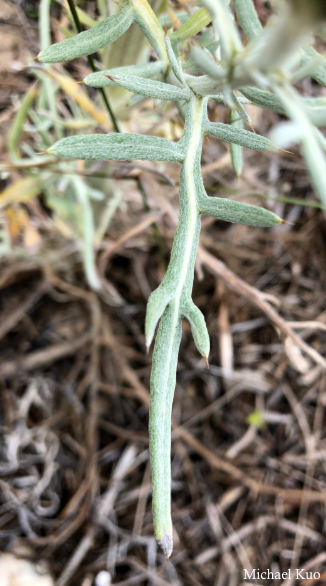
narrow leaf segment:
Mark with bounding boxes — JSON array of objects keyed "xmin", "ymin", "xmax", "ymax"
[
  {"xmin": 48, "ymin": 133, "xmax": 185, "ymax": 163},
  {"xmin": 38, "ymin": 2, "xmax": 134, "ymax": 62}
]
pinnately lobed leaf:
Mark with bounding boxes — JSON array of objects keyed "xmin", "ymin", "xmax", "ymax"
[
  {"xmin": 47, "ymin": 133, "xmax": 185, "ymax": 162},
  {"xmin": 38, "ymin": 2, "xmax": 134, "ymax": 62},
  {"xmin": 40, "ymin": 0, "xmax": 320, "ymax": 561}
]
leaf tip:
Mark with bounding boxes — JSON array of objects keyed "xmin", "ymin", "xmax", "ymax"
[
  {"xmin": 37, "ymin": 150, "xmax": 50, "ymax": 155},
  {"xmin": 280, "ymin": 219, "xmax": 294, "ymax": 225},
  {"xmin": 204, "ymin": 355, "xmax": 209, "ymax": 368},
  {"xmin": 157, "ymin": 533, "xmax": 173, "ymax": 559}
]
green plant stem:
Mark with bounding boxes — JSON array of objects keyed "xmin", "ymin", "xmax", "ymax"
[
  {"xmin": 149, "ymin": 97, "xmax": 204, "ymax": 558},
  {"xmin": 66, "ymin": 0, "xmax": 120, "ymax": 133}
]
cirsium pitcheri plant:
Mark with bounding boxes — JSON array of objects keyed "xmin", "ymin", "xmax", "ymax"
[{"xmin": 38, "ymin": 0, "xmax": 326, "ymax": 558}]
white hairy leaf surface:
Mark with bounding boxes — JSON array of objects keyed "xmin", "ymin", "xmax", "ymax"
[
  {"xmin": 204, "ymin": 119, "xmax": 277, "ymax": 151},
  {"xmin": 181, "ymin": 300, "xmax": 210, "ymax": 358},
  {"xmin": 198, "ymin": 194, "xmax": 284, "ymax": 227},
  {"xmin": 48, "ymin": 133, "xmax": 185, "ymax": 162},
  {"xmin": 301, "ymin": 46, "xmax": 326, "ymax": 88},
  {"xmin": 241, "ymin": 87, "xmax": 326, "ymax": 119},
  {"xmin": 104, "ymin": 74, "xmax": 191, "ymax": 101},
  {"xmin": 164, "ymin": 34, "xmax": 187, "ymax": 87},
  {"xmin": 84, "ymin": 61, "xmax": 164, "ymax": 88},
  {"xmin": 240, "ymin": 87, "xmax": 286, "ymax": 114},
  {"xmin": 191, "ymin": 45, "xmax": 223, "ymax": 80},
  {"xmin": 147, "ymin": 97, "xmax": 206, "ymax": 557},
  {"xmin": 232, "ymin": 0, "xmax": 262, "ymax": 40},
  {"xmin": 38, "ymin": 3, "xmax": 134, "ymax": 62},
  {"xmin": 229, "ymin": 110, "xmax": 243, "ymax": 176}
]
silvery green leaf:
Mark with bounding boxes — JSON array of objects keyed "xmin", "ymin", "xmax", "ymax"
[
  {"xmin": 292, "ymin": 46, "xmax": 324, "ymax": 82},
  {"xmin": 191, "ymin": 45, "xmax": 223, "ymax": 80},
  {"xmin": 169, "ymin": 7, "xmax": 212, "ymax": 43},
  {"xmin": 48, "ymin": 133, "xmax": 185, "ymax": 162},
  {"xmin": 232, "ymin": 0, "xmax": 262, "ymax": 40},
  {"xmin": 200, "ymin": 0, "xmax": 242, "ymax": 64},
  {"xmin": 314, "ymin": 127, "xmax": 326, "ymax": 153},
  {"xmin": 204, "ymin": 120, "xmax": 277, "ymax": 151},
  {"xmin": 305, "ymin": 97, "xmax": 326, "ymax": 108},
  {"xmin": 149, "ymin": 303, "xmax": 181, "ymax": 559},
  {"xmin": 227, "ymin": 90, "xmax": 252, "ymax": 125},
  {"xmin": 206, "ymin": 40, "xmax": 219, "ymax": 54},
  {"xmin": 240, "ymin": 87, "xmax": 286, "ymax": 114},
  {"xmin": 306, "ymin": 106, "xmax": 326, "ymax": 126},
  {"xmin": 207, "ymin": 94, "xmax": 250, "ymax": 105},
  {"xmin": 269, "ymin": 121, "xmax": 303, "ymax": 149},
  {"xmin": 84, "ymin": 61, "xmax": 164, "ymax": 88},
  {"xmin": 233, "ymin": 2, "xmax": 311, "ymax": 81},
  {"xmin": 240, "ymin": 87, "xmax": 326, "ymax": 119},
  {"xmin": 104, "ymin": 74, "xmax": 191, "ymax": 101},
  {"xmin": 181, "ymin": 300, "xmax": 210, "ymax": 359},
  {"xmin": 184, "ymin": 73, "xmax": 226, "ymax": 96},
  {"xmin": 229, "ymin": 111, "xmax": 243, "ymax": 176},
  {"xmin": 145, "ymin": 285, "xmax": 172, "ymax": 349},
  {"xmin": 38, "ymin": 2, "xmax": 134, "ymax": 63},
  {"xmin": 303, "ymin": 137, "xmax": 326, "ymax": 210},
  {"xmin": 199, "ymin": 28, "xmax": 213, "ymax": 48},
  {"xmin": 269, "ymin": 82, "xmax": 326, "ymax": 210},
  {"xmin": 198, "ymin": 194, "xmax": 284, "ymax": 227},
  {"xmin": 222, "ymin": 86, "xmax": 235, "ymax": 110},
  {"xmin": 300, "ymin": 46, "xmax": 326, "ymax": 87},
  {"xmin": 164, "ymin": 35, "xmax": 186, "ymax": 87},
  {"xmin": 130, "ymin": 0, "xmax": 167, "ymax": 63}
]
